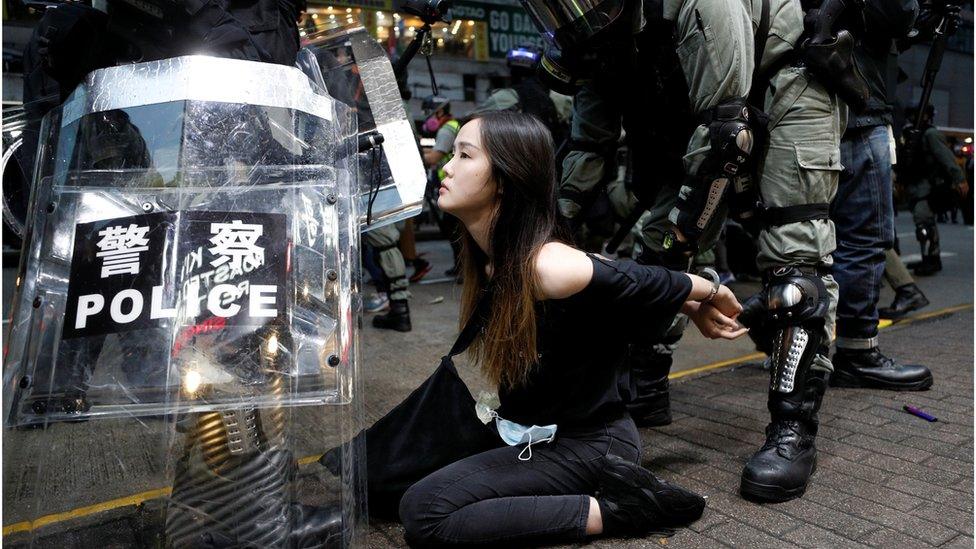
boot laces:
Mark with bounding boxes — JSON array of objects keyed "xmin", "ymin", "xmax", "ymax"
[
  {"xmin": 869, "ymin": 349, "xmax": 897, "ymax": 370},
  {"xmin": 760, "ymin": 420, "xmax": 805, "ymax": 454}
]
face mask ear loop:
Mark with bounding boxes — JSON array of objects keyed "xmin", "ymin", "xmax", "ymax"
[{"xmin": 518, "ymin": 433, "xmax": 534, "ymax": 461}]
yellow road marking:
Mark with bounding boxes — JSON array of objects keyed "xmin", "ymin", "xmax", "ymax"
[
  {"xmin": 4, "ymin": 303, "xmax": 972, "ymax": 535},
  {"xmin": 298, "ymin": 453, "xmax": 324, "ymax": 466},
  {"xmin": 887, "ymin": 302, "xmax": 972, "ymax": 325},
  {"xmin": 669, "ymin": 352, "xmax": 766, "ymax": 380},
  {"xmin": 2, "ymin": 487, "xmax": 172, "ymax": 536}
]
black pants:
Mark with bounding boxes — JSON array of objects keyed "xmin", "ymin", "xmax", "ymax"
[{"xmin": 398, "ymin": 415, "xmax": 641, "ymax": 546}]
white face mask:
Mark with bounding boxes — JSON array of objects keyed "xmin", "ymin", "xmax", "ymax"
[{"xmin": 490, "ymin": 411, "xmax": 557, "ymax": 461}]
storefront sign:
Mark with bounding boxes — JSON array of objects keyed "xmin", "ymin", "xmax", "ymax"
[{"xmin": 453, "ymin": 1, "xmax": 545, "ymax": 58}]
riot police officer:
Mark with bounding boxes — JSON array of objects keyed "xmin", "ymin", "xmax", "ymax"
[
  {"xmin": 519, "ymin": 0, "xmax": 849, "ymax": 502},
  {"xmin": 900, "ymin": 104, "xmax": 967, "ymax": 276}
]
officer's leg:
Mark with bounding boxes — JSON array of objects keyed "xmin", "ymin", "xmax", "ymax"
[
  {"xmin": 912, "ymin": 191, "xmax": 941, "ymax": 276},
  {"xmin": 364, "ymin": 223, "xmax": 412, "ymax": 332},
  {"xmin": 879, "ymin": 248, "xmax": 929, "ymax": 319},
  {"xmin": 884, "ymin": 247, "xmax": 915, "ymax": 290},
  {"xmin": 739, "ymin": 67, "xmax": 841, "ymax": 502},
  {"xmin": 624, "ymin": 0, "xmax": 750, "ymax": 425},
  {"xmin": 830, "ymin": 126, "xmax": 932, "ymax": 389},
  {"xmin": 830, "ymin": 129, "xmax": 887, "ymax": 348},
  {"xmin": 167, "ymin": 320, "xmax": 341, "ymax": 547},
  {"xmin": 625, "ymin": 125, "xmax": 729, "ymax": 426}
]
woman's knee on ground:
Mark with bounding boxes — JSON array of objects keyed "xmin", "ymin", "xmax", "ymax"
[{"xmin": 399, "ymin": 480, "xmax": 456, "ymax": 546}]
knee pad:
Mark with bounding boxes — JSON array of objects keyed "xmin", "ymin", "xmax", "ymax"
[
  {"xmin": 915, "ymin": 223, "xmax": 929, "ymax": 243},
  {"xmin": 764, "ymin": 267, "xmax": 830, "ymax": 394},
  {"xmin": 737, "ymin": 290, "xmax": 771, "ymax": 355}
]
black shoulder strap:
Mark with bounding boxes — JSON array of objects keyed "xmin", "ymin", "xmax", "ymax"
[
  {"xmin": 748, "ymin": 0, "xmax": 772, "ymax": 108},
  {"xmin": 447, "ymin": 288, "xmax": 493, "ymax": 358}
]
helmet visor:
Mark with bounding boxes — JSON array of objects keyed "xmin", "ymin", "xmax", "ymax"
[{"xmin": 519, "ymin": 0, "xmax": 628, "ymax": 50}]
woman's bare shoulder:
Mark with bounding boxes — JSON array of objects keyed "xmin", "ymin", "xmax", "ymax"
[{"xmin": 534, "ymin": 241, "xmax": 594, "ymax": 300}]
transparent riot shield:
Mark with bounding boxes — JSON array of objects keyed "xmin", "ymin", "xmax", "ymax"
[
  {"xmin": 304, "ymin": 26, "xmax": 428, "ymax": 232},
  {"xmin": 3, "ymin": 56, "xmax": 366, "ymax": 548}
]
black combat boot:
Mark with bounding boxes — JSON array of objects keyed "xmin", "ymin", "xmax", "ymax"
[
  {"xmin": 372, "ymin": 299, "xmax": 411, "ymax": 332},
  {"xmin": 741, "ymin": 370, "xmax": 827, "ymax": 503},
  {"xmin": 626, "ymin": 315, "xmax": 688, "ymax": 427},
  {"xmin": 878, "ymin": 283, "xmax": 929, "ymax": 320},
  {"xmin": 831, "ymin": 347, "xmax": 933, "ymax": 390},
  {"xmin": 626, "ymin": 343, "xmax": 675, "ymax": 427},
  {"xmin": 913, "ymin": 254, "xmax": 942, "ymax": 276},
  {"xmin": 288, "ymin": 503, "xmax": 344, "ymax": 548},
  {"xmin": 596, "ymin": 455, "xmax": 705, "ymax": 536}
]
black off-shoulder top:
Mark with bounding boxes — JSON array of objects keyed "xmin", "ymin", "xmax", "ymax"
[{"xmin": 495, "ymin": 254, "xmax": 692, "ymax": 429}]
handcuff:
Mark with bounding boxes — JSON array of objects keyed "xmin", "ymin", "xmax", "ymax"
[{"xmin": 697, "ymin": 267, "xmax": 721, "ymax": 304}]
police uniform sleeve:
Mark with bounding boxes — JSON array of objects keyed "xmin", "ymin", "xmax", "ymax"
[
  {"xmin": 925, "ymin": 129, "xmax": 965, "ymax": 187},
  {"xmin": 434, "ymin": 124, "xmax": 456, "ymax": 154},
  {"xmin": 469, "ymin": 89, "xmax": 520, "ymax": 116},
  {"xmin": 582, "ymin": 254, "xmax": 692, "ymax": 339}
]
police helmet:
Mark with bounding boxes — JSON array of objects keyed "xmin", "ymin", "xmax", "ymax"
[{"xmin": 506, "ymin": 45, "xmax": 543, "ymax": 71}]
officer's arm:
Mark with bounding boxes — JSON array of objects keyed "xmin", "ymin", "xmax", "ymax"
[
  {"xmin": 899, "ymin": 1, "xmax": 942, "ymax": 45},
  {"xmin": 862, "ymin": 0, "xmax": 919, "ymax": 37},
  {"xmin": 666, "ymin": 0, "xmax": 753, "ymax": 113},
  {"xmin": 424, "ymin": 126, "xmax": 453, "ymax": 167},
  {"xmin": 661, "ymin": 0, "xmax": 755, "ymax": 252},
  {"xmin": 925, "ymin": 130, "xmax": 966, "ymax": 187}
]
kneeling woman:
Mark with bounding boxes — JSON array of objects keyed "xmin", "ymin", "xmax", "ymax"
[{"xmin": 399, "ymin": 111, "xmax": 746, "ymax": 545}]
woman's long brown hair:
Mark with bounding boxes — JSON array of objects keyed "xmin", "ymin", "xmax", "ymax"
[{"xmin": 458, "ymin": 111, "xmax": 570, "ymax": 390}]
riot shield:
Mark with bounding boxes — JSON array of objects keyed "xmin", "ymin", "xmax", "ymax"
[
  {"xmin": 304, "ymin": 26, "xmax": 427, "ymax": 232},
  {"xmin": 2, "ymin": 56, "xmax": 366, "ymax": 548},
  {"xmin": 2, "ymin": 105, "xmax": 29, "ymax": 253}
]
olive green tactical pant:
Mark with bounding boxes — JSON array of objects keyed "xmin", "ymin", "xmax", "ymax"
[
  {"xmin": 636, "ymin": 68, "xmax": 845, "ymax": 372},
  {"xmin": 908, "ymin": 181, "xmax": 937, "ymax": 227},
  {"xmin": 883, "ymin": 248, "xmax": 915, "ymax": 290},
  {"xmin": 363, "ymin": 222, "xmax": 409, "ymax": 301}
]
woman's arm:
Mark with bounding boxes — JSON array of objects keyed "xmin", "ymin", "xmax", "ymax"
[
  {"xmin": 533, "ymin": 243, "xmax": 746, "ymax": 339},
  {"xmin": 534, "ymin": 242, "xmax": 593, "ymax": 300}
]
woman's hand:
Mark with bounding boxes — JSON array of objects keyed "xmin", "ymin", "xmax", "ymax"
[
  {"xmin": 708, "ymin": 285, "xmax": 743, "ymax": 319},
  {"xmin": 686, "ymin": 300, "xmax": 749, "ymax": 340}
]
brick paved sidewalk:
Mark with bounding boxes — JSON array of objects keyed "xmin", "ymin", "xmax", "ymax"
[{"xmin": 366, "ymin": 309, "xmax": 975, "ymax": 548}]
